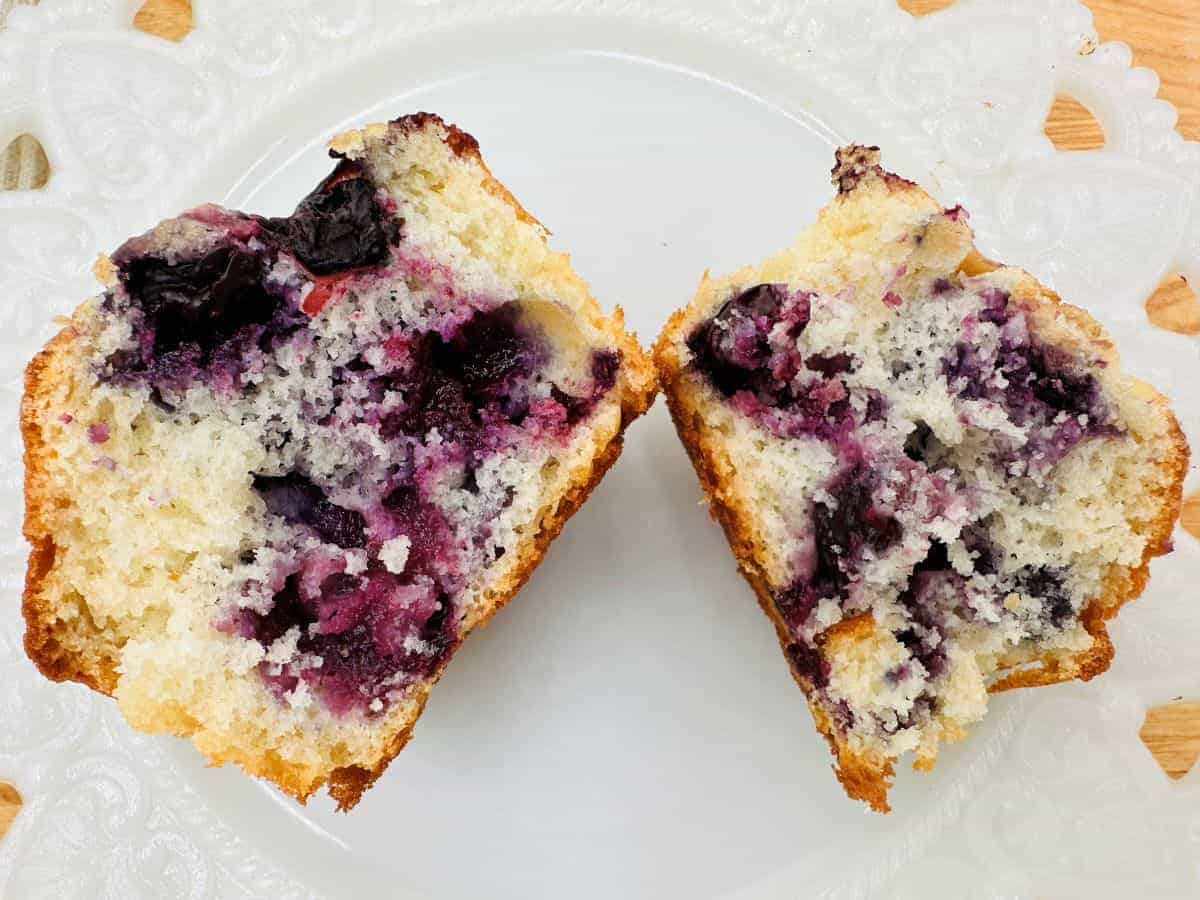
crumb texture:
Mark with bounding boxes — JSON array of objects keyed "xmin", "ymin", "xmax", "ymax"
[
  {"xmin": 22, "ymin": 113, "xmax": 656, "ymax": 807},
  {"xmin": 655, "ymin": 145, "xmax": 1187, "ymax": 811}
]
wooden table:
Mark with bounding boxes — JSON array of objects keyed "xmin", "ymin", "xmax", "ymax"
[{"xmin": 1, "ymin": 0, "xmax": 1197, "ymax": 838}]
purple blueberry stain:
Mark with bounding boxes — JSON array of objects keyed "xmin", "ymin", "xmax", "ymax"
[
  {"xmin": 688, "ymin": 285, "xmax": 879, "ymax": 444},
  {"xmin": 786, "ymin": 641, "xmax": 830, "ymax": 689},
  {"xmin": 687, "ymin": 274, "xmax": 1115, "ymax": 743},
  {"xmin": 243, "ymin": 325, "xmax": 615, "ymax": 714},
  {"xmin": 253, "ymin": 472, "xmax": 367, "ymax": 549},
  {"xmin": 590, "ymin": 349, "xmax": 620, "ymax": 393},
  {"xmin": 234, "ymin": 300, "xmax": 615, "ymax": 714},
  {"xmin": 863, "ymin": 391, "xmax": 890, "ymax": 424},
  {"xmin": 773, "ymin": 462, "xmax": 901, "ymax": 632},
  {"xmin": 895, "ymin": 542, "xmax": 958, "ymax": 680},
  {"xmin": 1016, "ymin": 565, "xmax": 1074, "ymax": 629},
  {"xmin": 942, "ymin": 290, "xmax": 1114, "ymax": 470},
  {"xmin": 236, "ymin": 569, "xmax": 458, "ymax": 715},
  {"xmin": 687, "ymin": 283, "xmax": 807, "ymax": 398},
  {"xmin": 104, "ymin": 157, "xmax": 627, "ymax": 718}
]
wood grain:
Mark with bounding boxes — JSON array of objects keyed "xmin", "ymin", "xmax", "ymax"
[
  {"xmin": 132, "ymin": 0, "xmax": 193, "ymax": 43},
  {"xmin": 1044, "ymin": 96, "xmax": 1106, "ymax": 151},
  {"xmin": 1146, "ymin": 275, "xmax": 1200, "ymax": 337},
  {"xmin": 1140, "ymin": 704, "xmax": 1200, "ymax": 779},
  {"xmin": 0, "ymin": 133, "xmax": 48, "ymax": 191},
  {"xmin": 0, "ymin": 783, "xmax": 21, "ymax": 843},
  {"xmin": 1182, "ymin": 492, "xmax": 1200, "ymax": 542}
]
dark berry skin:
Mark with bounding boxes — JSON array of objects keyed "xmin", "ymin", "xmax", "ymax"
[
  {"xmin": 248, "ymin": 573, "xmax": 313, "ymax": 649},
  {"xmin": 686, "ymin": 284, "xmax": 805, "ymax": 397},
  {"xmin": 786, "ymin": 642, "xmax": 830, "ymax": 689},
  {"xmin": 960, "ymin": 522, "xmax": 1000, "ymax": 576},
  {"xmin": 804, "ymin": 353, "xmax": 856, "ymax": 378},
  {"xmin": 689, "ymin": 285, "xmax": 882, "ymax": 443},
  {"xmin": 432, "ymin": 302, "xmax": 538, "ymax": 401},
  {"xmin": 379, "ymin": 304, "xmax": 541, "ymax": 453},
  {"xmin": 773, "ymin": 463, "xmax": 901, "ymax": 632},
  {"xmin": 261, "ymin": 159, "xmax": 400, "ymax": 276},
  {"xmin": 106, "ymin": 159, "xmax": 397, "ymax": 387},
  {"xmin": 895, "ymin": 541, "xmax": 955, "ymax": 679},
  {"xmin": 117, "ymin": 246, "xmax": 294, "ymax": 360},
  {"xmin": 813, "ymin": 463, "xmax": 902, "ymax": 572},
  {"xmin": 392, "ymin": 370, "xmax": 479, "ymax": 446},
  {"xmin": 1016, "ymin": 565, "xmax": 1073, "ymax": 628},
  {"xmin": 238, "ymin": 571, "xmax": 458, "ymax": 715},
  {"xmin": 903, "ymin": 421, "xmax": 938, "ymax": 463},
  {"xmin": 378, "ymin": 304, "xmax": 615, "ymax": 453},
  {"xmin": 252, "ymin": 472, "xmax": 367, "ymax": 549},
  {"xmin": 553, "ymin": 350, "xmax": 622, "ymax": 425},
  {"xmin": 942, "ymin": 289, "xmax": 1109, "ymax": 442}
]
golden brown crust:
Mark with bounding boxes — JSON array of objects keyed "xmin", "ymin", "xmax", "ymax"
[
  {"xmin": 392, "ymin": 112, "xmax": 481, "ymax": 159},
  {"xmin": 653, "ymin": 321, "xmax": 894, "ymax": 811},
  {"xmin": 333, "ymin": 112, "xmax": 542, "ymax": 229},
  {"xmin": 401, "ymin": 113, "xmax": 540, "ymax": 228},
  {"xmin": 22, "ymin": 322, "xmax": 120, "ymax": 695},
  {"xmin": 653, "ymin": 151, "xmax": 1189, "ymax": 813},
  {"xmin": 988, "ymin": 387, "xmax": 1187, "ymax": 692},
  {"xmin": 21, "ymin": 115, "xmax": 657, "ymax": 810},
  {"xmin": 985, "ymin": 282, "xmax": 1189, "ymax": 693}
]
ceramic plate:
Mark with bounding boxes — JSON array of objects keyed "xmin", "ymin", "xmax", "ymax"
[{"xmin": 1, "ymin": 1, "xmax": 1198, "ymax": 897}]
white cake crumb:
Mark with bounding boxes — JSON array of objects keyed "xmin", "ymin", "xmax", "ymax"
[
  {"xmin": 343, "ymin": 549, "xmax": 368, "ymax": 575},
  {"xmin": 378, "ymin": 536, "xmax": 412, "ymax": 575}
]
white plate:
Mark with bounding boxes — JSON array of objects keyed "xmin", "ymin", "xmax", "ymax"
[{"xmin": 2, "ymin": 1, "xmax": 1199, "ymax": 897}]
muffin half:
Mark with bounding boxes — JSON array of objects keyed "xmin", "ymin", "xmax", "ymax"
[
  {"xmin": 655, "ymin": 146, "xmax": 1187, "ymax": 812},
  {"xmin": 23, "ymin": 113, "xmax": 656, "ymax": 808}
]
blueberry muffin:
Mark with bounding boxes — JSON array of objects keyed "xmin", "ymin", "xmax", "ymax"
[
  {"xmin": 654, "ymin": 146, "xmax": 1187, "ymax": 812},
  {"xmin": 23, "ymin": 113, "xmax": 656, "ymax": 809}
]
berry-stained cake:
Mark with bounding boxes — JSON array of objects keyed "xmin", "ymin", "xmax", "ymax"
[
  {"xmin": 22, "ymin": 113, "xmax": 656, "ymax": 808},
  {"xmin": 654, "ymin": 146, "xmax": 1187, "ymax": 812}
]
